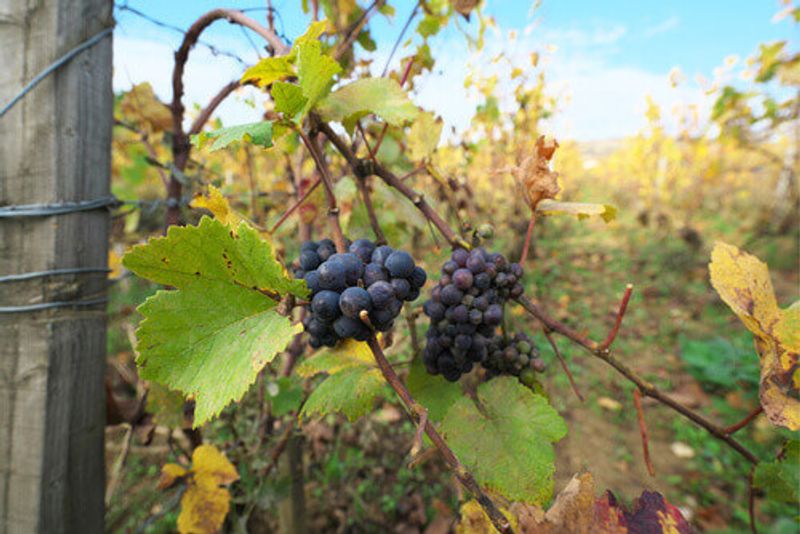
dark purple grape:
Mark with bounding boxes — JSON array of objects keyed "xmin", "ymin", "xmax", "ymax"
[
  {"xmin": 318, "ymin": 260, "xmax": 346, "ymax": 291},
  {"xmin": 510, "ymin": 263, "xmax": 524, "ymax": 278},
  {"xmin": 510, "ymin": 283, "xmax": 524, "ymax": 298},
  {"xmin": 469, "ymin": 309, "xmax": 483, "ymax": 325},
  {"xmin": 454, "ymin": 334, "xmax": 472, "ymax": 350},
  {"xmin": 311, "ymin": 290, "xmax": 341, "ymax": 322},
  {"xmin": 466, "ymin": 252, "xmax": 486, "ymax": 274},
  {"xmin": 440, "ymin": 284, "xmax": 463, "ymax": 306},
  {"xmin": 484, "ymin": 304, "xmax": 503, "ymax": 326},
  {"xmin": 371, "ymin": 245, "xmax": 394, "ymax": 265},
  {"xmin": 391, "ymin": 278, "xmax": 411, "ymax": 300},
  {"xmin": 317, "ymin": 243, "xmax": 335, "ymax": 261},
  {"xmin": 304, "ymin": 270, "xmax": 321, "ymax": 294},
  {"xmin": 442, "ymin": 260, "xmax": 458, "ymax": 275},
  {"xmin": 473, "ymin": 272, "xmax": 491, "ymax": 290},
  {"xmin": 410, "ymin": 266, "xmax": 427, "ymax": 288},
  {"xmin": 385, "ymin": 250, "xmax": 415, "ymax": 278},
  {"xmin": 451, "ymin": 248, "xmax": 469, "ymax": 266},
  {"xmin": 329, "ymin": 253, "xmax": 364, "ymax": 285},
  {"xmin": 333, "ymin": 315, "xmax": 367, "ymax": 339},
  {"xmin": 451, "ymin": 304, "xmax": 469, "ymax": 323},
  {"xmin": 407, "ymin": 287, "xmax": 421, "ymax": 301},
  {"xmin": 339, "ymin": 286, "xmax": 372, "ymax": 318},
  {"xmin": 363, "ymin": 263, "xmax": 388, "ymax": 286},
  {"xmin": 473, "ymin": 295, "xmax": 489, "ymax": 311},
  {"xmin": 349, "ymin": 239, "xmax": 376, "ymax": 263},
  {"xmin": 367, "ymin": 281, "xmax": 395, "ymax": 309},
  {"xmin": 453, "ymin": 268, "xmax": 474, "ymax": 290},
  {"xmin": 301, "ymin": 240, "xmax": 318, "ymax": 253},
  {"xmin": 299, "ymin": 250, "xmax": 321, "ymax": 271}
]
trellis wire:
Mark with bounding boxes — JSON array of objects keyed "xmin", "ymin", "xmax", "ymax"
[{"xmin": 0, "ymin": 27, "xmax": 113, "ymax": 119}]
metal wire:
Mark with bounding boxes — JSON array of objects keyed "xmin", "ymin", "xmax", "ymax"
[
  {"xmin": 0, "ymin": 268, "xmax": 111, "ymax": 284},
  {"xmin": 0, "ymin": 27, "xmax": 113, "ymax": 119},
  {"xmin": 0, "ymin": 196, "xmax": 120, "ymax": 218},
  {"xmin": 0, "ymin": 298, "xmax": 108, "ymax": 314}
]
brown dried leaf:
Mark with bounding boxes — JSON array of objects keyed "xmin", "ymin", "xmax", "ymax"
[{"xmin": 514, "ymin": 136, "xmax": 560, "ymax": 212}]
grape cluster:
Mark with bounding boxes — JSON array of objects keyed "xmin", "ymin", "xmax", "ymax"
[
  {"xmin": 421, "ymin": 247, "xmax": 525, "ymax": 381},
  {"xmin": 293, "ymin": 238, "xmax": 427, "ymax": 348},
  {"xmin": 483, "ymin": 332, "xmax": 545, "ymax": 387}
]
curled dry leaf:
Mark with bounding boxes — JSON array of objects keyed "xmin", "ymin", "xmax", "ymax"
[
  {"xmin": 709, "ymin": 241, "xmax": 799, "ymax": 430},
  {"xmin": 456, "ymin": 473, "xmax": 692, "ymax": 533},
  {"xmin": 514, "ymin": 136, "xmax": 561, "ymax": 213}
]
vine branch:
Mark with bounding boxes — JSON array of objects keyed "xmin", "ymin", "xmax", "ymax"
[{"xmin": 364, "ymin": 333, "xmax": 511, "ymax": 533}]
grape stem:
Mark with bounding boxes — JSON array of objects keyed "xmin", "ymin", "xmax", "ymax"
[
  {"xmin": 633, "ymin": 389, "xmax": 655, "ymax": 477},
  {"xmin": 541, "ymin": 328, "xmax": 584, "ymax": 402},
  {"xmin": 364, "ymin": 333, "xmax": 512, "ymax": 533},
  {"xmin": 296, "ymin": 128, "xmax": 348, "ymax": 253}
]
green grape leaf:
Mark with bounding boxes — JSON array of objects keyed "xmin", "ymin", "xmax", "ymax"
[
  {"xmin": 192, "ymin": 121, "xmax": 273, "ymax": 151},
  {"xmin": 407, "ymin": 111, "xmax": 443, "ymax": 161},
  {"xmin": 123, "ymin": 217, "xmax": 307, "ymax": 426},
  {"xmin": 241, "ymin": 56, "xmax": 295, "ymax": 88},
  {"xmin": 440, "ymin": 377, "xmax": 567, "ymax": 504},
  {"xmin": 296, "ymin": 339, "xmax": 386, "ymax": 421},
  {"xmin": 753, "ymin": 440, "xmax": 800, "ymax": 504},
  {"xmin": 292, "ymin": 20, "xmax": 331, "ymax": 52},
  {"xmin": 317, "ymin": 78, "xmax": 419, "ymax": 133},
  {"xmin": 300, "ymin": 365, "xmax": 385, "ymax": 422},
  {"xmin": 296, "ymin": 40, "xmax": 341, "ymax": 115},
  {"xmin": 406, "ymin": 358, "xmax": 461, "ymax": 422},
  {"xmin": 271, "ymin": 81, "xmax": 307, "ymax": 118},
  {"xmin": 135, "ymin": 285, "xmax": 300, "ymax": 427},
  {"xmin": 123, "ymin": 217, "xmax": 307, "ymax": 299},
  {"xmin": 147, "ymin": 382, "xmax": 186, "ymax": 428},
  {"xmin": 268, "ymin": 376, "xmax": 305, "ymax": 417}
]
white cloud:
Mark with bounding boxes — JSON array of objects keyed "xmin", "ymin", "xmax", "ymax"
[
  {"xmin": 643, "ymin": 16, "xmax": 680, "ymax": 38},
  {"xmin": 113, "ymin": 35, "xmax": 268, "ymax": 128}
]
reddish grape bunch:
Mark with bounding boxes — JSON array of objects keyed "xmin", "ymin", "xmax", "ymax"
[
  {"xmin": 421, "ymin": 247, "xmax": 525, "ymax": 381},
  {"xmin": 294, "ymin": 238, "xmax": 427, "ymax": 348}
]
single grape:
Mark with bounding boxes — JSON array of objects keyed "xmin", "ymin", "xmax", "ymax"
[
  {"xmin": 311, "ymin": 290, "xmax": 341, "ymax": 322},
  {"xmin": 466, "ymin": 252, "xmax": 486, "ymax": 274},
  {"xmin": 339, "ymin": 286, "xmax": 372, "ymax": 318},
  {"xmin": 349, "ymin": 238, "xmax": 376, "ymax": 263},
  {"xmin": 451, "ymin": 248, "xmax": 469, "ymax": 267},
  {"xmin": 452, "ymin": 268, "xmax": 474, "ymax": 290},
  {"xmin": 299, "ymin": 250, "xmax": 321, "ymax": 271},
  {"xmin": 367, "ymin": 281, "xmax": 395, "ymax": 309},
  {"xmin": 410, "ymin": 266, "xmax": 427, "ymax": 288},
  {"xmin": 391, "ymin": 278, "xmax": 411, "ymax": 300},
  {"xmin": 363, "ymin": 263, "xmax": 388, "ymax": 286},
  {"xmin": 442, "ymin": 260, "xmax": 458, "ymax": 275},
  {"xmin": 385, "ymin": 250, "xmax": 415, "ymax": 278},
  {"xmin": 484, "ymin": 304, "xmax": 503, "ymax": 326},
  {"xmin": 440, "ymin": 284, "xmax": 463, "ymax": 306},
  {"xmin": 318, "ymin": 260, "xmax": 346, "ymax": 291},
  {"xmin": 371, "ymin": 245, "xmax": 394, "ymax": 266},
  {"xmin": 304, "ymin": 270, "xmax": 321, "ymax": 295}
]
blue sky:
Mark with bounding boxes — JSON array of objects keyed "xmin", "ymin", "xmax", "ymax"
[{"xmin": 113, "ymin": 1, "xmax": 796, "ymax": 140}]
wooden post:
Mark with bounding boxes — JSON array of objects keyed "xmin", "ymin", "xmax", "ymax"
[{"xmin": 0, "ymin": 0, "xmax": 112, "ymax": 532}]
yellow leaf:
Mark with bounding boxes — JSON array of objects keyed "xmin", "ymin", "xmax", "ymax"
[
  {"xmin": 158, "ymin": 463, "xmax": 188, "ymax": 489},
  {"xmin": 455, "ymin": 499, "xmax": 518, "ymax": 534},
  {"xmin": 190, "ymin": 185, "xmax": 245, "ymax": 228},
  {"xmin": 120, "ymin": 82, "xmax": 172, "ymax": 132},
  {"xmin": 407, "ymin": 111, "xmax": 443, "ymax": 161},
  {"xmin": 160, "ymin": 445, "xmax": 239, "ymax": 534},
  {"xmin": 192, "ymin": 444, "xmax": 239, "ymax": 488},
  {"xmin": 108, "ymin": 249, "xmax": 124, "ymax": 279},
  {"xmin": 536, "ymin": 200, "xmax": 617, "ymax": 223},
  {"xmin": 177, "ymin": 484, "xmax": 230, "ymax": 534},
  {"xmin": 709, "ymin": 242, "xmax": 799, "ymax": 430}
]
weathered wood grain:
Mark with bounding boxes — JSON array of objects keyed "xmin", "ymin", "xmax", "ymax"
[{"xmin": 0, "ymin": 0, "xmax": 112, "ymax": 532}]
